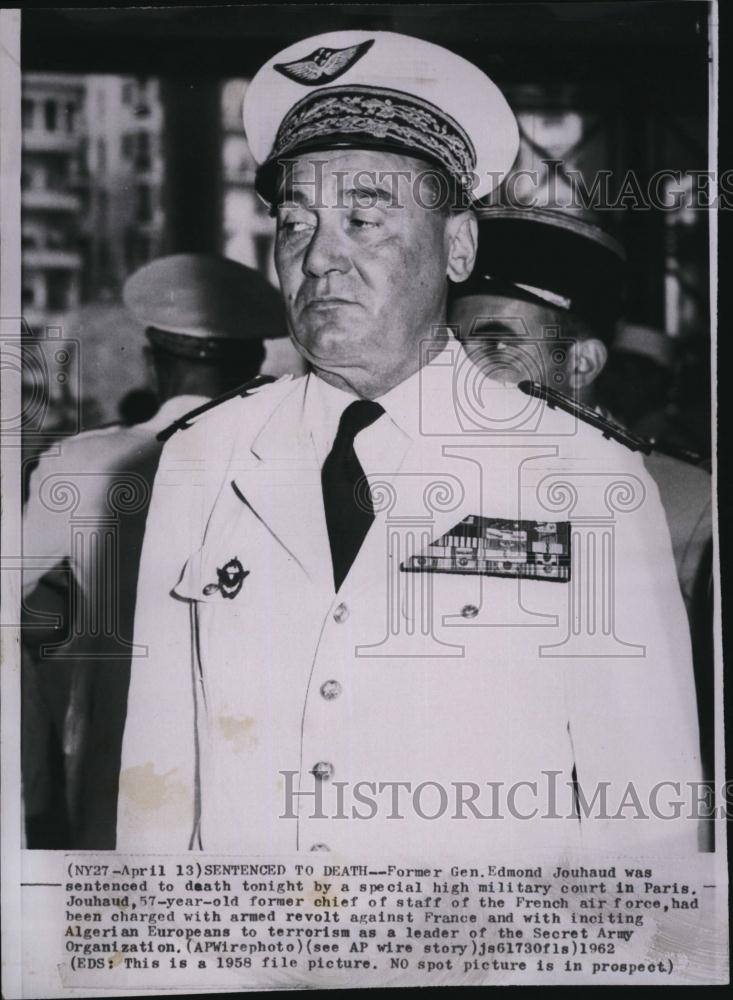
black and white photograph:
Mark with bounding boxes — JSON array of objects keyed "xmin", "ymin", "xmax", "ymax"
[{"xmin": 0, "ymin": 2, "xmax": 727, "ymax": 994}]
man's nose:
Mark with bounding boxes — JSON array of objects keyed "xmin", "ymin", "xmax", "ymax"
[{"xmin": 302, "ymin": 220, "xmax": 350, "ymax": 277}]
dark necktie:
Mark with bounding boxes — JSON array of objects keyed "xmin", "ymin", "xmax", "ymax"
[{"xmin": 321, "ymin": 399, "xmax": 385, "ymax": 592}]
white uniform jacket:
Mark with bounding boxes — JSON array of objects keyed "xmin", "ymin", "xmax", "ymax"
[
  {"xmin": 118, "ymin": 343, "xmax": 701, "ymax": 857},
  {"xmin": 23, "ymin": 395, "xmax": 209, "ymax": 601}
]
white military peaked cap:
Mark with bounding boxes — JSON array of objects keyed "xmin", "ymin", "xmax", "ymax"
[
  {"xmin": 123, "ymin": 254, "xmax": 287, "ymax": 342},
  {"xmin": 243, "ymin": 30, "xmax": 519, "ymax": 203}
]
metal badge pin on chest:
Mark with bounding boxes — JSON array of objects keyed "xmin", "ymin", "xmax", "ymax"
[{"xmin": 202, "ymin": 557, "xmax": 249, "ymax": 599}]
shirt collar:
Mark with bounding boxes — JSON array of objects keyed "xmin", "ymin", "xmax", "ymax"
[{"xmin": 304, "ymin": 333, "xmax": 461, "ymax": 462}]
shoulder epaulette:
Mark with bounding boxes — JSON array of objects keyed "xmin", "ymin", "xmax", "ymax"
[
  {"xmin": 517, "ymin": 380, "xmax": 653, "ymax": 454},
  {"xmin": 156, "ymin": 374, "xmax": 278, "ymax": 443}
]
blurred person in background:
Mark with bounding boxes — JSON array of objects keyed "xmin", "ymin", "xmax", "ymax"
[
  {"xmin": 599, "ymin": 323, "xmax": 712, "ymax": 465},
  {"xmin": 597, "ymin": 324, "xmax": 712, "ymax": 627},
  {"xmin": 449, "ymin": 206, "xmax": 714, "ymax": 845},
  {"xmin": 669, "ymin": 335, "xmax": 713, "ymax": 464},
  {"xmin": 598, "ymin": 323, "xmax": 675, "ymax": 443},
  {"xmin": 21, "ymin": 254, "xmax": 287, "ymax": 848}
]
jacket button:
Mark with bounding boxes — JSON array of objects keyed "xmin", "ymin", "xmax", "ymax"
[
  {"xmin": 461, "ymin": 604, "xmax": 479, "ymax": 619},
  {"xmin": 310, "ymin": 843, "xmax": 330, "ymax": 851},
  {"xmin": 320, "ymin": 680, "xmax": 342, "ymax": 700},
  {"xmin": 311, "ymin": 761, "xmax": 334, "ymax": 781},
  {"xmin": 333, "ymin": 602, "xmax": 349, "ymax": 623}
]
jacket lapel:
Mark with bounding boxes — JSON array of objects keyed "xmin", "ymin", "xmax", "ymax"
[{"xmin": 229, "ymin": 379, "xmax": 333, "ymax": 590}]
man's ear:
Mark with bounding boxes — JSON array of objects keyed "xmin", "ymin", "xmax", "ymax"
[
  {"xmin": 446, "ymin": 211, "xmax": 478, "ymax": 284},
  {"xmin": 569, "ymin": 337, "xmax": 608, "ymax": 389}
]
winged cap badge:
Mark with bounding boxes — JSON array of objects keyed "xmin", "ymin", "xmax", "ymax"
[{"xmin": 274, "ymin": 39, "xmax": 375, "ymax": 86}]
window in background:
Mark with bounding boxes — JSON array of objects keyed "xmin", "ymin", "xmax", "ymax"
[
  {"xmin": 46, "ymin": 273, "xmax": 70, "ymax": 311},
  {"xmin": 22, "ymin": 99, "xmax": 34, "ymax": 130},
  {"xmin": 135, "ymin": 184, "xmax": 152, "ymax": 223},
  {"xmin": 135, "ymin": 131, "xmax": 151, "ymax": 171},
  {"xmin": 43, "ymin": 99, "xmax": 57, "ymax": 132},
  {"xmin": 46, "ymin": 228, "xmax": 66, "ymax": 250}
]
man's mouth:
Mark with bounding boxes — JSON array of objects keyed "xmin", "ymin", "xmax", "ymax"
[{"xmin": 303, "ymin": 297, "xmax": 359, "ymax": 310}]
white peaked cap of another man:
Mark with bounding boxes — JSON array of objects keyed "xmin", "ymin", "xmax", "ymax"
[
  {"xmin": 243, "ymin": 30, "xmax": 520, "ymax": 202},
  {"xmin": 123, "ymin": 253, "xmax": 287, "ymax": 343}
]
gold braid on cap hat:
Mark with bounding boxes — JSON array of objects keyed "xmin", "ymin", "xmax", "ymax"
[{"xmin": 270, "ymin": 85, "xmax": 477, "ymax": 185}]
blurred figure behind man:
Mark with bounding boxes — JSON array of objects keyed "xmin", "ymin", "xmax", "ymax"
[
  {"xmin": 598, "ymin": 323, "xmax": 675, "ymax": 442},
  {"xmin": 22, "ymin": 254, "xmax": 287, "ymax": 848},
  {"xmin": 449, "ymin": 207, "xmax": 714, "ymax": 837}
]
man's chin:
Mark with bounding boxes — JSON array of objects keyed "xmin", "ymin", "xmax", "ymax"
[{"xmin": 293, "ymin": 326, "xmax": 370, "ymax": 365}]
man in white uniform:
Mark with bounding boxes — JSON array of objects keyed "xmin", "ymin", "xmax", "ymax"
[
  {"xmin": 22, "ymin": 254, "xmax": 286, "ymax": 847},
  {"xmin": 118, "ymin": 31, "xmax": 701, "ymax": 857}
]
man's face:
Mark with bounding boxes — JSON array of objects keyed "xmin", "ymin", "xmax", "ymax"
[
  {"xmin": 450, "ymin": 293, "xmax": 576, "ymax": 390},
  {"xmin": 273, "ymin": 149, "xmax": 461, "ymax": 393}
]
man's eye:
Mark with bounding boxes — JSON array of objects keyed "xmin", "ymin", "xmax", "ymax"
[
  {"xmin": 473, "ymin": 330, "xmax": 518, "ymax": 350},
  {"xmin": 279, "ymin": 219, "xmax": 313, "ymax": 234},
  {"xmin": 350, "ymin": 215, "xmax": 380, "ymax": 229}
]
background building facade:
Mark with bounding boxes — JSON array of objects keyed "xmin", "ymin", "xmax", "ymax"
[{"xmin": 21, "ymin": 74, "xmax": 85, "ymax": 330}]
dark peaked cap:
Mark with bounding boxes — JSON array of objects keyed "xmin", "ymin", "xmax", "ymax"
[
  {"xmin": 123, "ymin": 254, "xmax": 287, "ymax": 343},
  {"xmin": 459, "ymin": 205, "xmax": 627, "ymax": 336}
]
